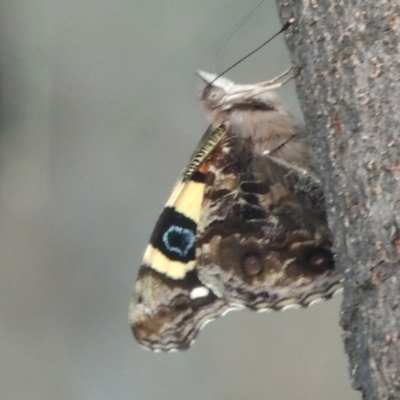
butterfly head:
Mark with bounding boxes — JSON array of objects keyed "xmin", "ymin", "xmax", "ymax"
[{"xmin": 197, "ymin": 69, "xmax": 292, "ymax": 124}]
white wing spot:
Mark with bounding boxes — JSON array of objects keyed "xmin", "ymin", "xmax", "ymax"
[
  {"xmin": 309, "ymin": 298, "xmax": 323, "ymax": 307},
  {"xmin": 282, "ymin": 303, "xmax": 301, "ymax": 311},
  {"xmin": 190, "ymin": 286, "xmax": 210, "ymax": 300},
  {"xmin": 333, "ymin": 287, "xmax": 343, "ymax": 296},
  {"xmin": 256, "ymin": 307, "xmax": 273, "ymax": 313},
  {"xmin": 167, "ymin": 348, "xmax": 178, "ymax": 353},
  {"xmin": 221, "ymin": 306, "xmax": 242, "ymax": 317}
]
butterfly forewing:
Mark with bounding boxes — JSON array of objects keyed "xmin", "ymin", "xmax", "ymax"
[
  {"xmin": 130, "ymin": 267, "xmax": 232, "ymax": 351},
  {"xmin": 130, "ymin": 125, "xmax": 232, "ymax": 351}
]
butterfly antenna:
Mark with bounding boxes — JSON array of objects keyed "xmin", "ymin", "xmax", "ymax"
[
  {"xmin": 218, "ymin": 0, "xmax": 266, "ymax": 72},
  {"xmin": 210, "ymin": 18, "xmax": 295, "ymax": 86}
]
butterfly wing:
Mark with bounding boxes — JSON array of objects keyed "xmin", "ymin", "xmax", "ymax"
[
  {"xmin": 196, "ymin": 131, "xmax": 342, "ymax": 311},
  {"xmin": 129, "ymin": 125, "xmax": 235, "ymax": 351},
  {"xmin": 130, "ymin": 267, "xmax": 232, "ymax": 351}
]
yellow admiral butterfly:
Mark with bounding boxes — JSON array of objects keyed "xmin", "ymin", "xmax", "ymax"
[{"xmin": 129, "ymin": 69, "xmax": 342, "ymax": 351}]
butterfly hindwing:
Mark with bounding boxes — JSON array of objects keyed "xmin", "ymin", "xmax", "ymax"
[{"xmin": 196, "ymin": 131, "xmax": 341, "ymax": 311}]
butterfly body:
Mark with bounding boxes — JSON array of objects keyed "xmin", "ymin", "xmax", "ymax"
[{"xmin": 130, "ymin": 70, "xmax": 342, "ymax": 351}]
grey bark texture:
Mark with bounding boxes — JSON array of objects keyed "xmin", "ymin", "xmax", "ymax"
[{"xmin": 276, "ymin": 1, "xmax": 400, "ymax": 399}]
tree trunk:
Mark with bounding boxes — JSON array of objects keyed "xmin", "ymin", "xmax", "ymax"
[{"xmin": 276, "ymin": 1, "xmax": 400, "ymax": 399}]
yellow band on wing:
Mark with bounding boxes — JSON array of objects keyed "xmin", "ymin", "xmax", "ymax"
[
  {"xmin": 167, "ymin": 180, "xmax": 204, "ymax": 223},
  {"xmin": 143, "ymin": 244, "xmax": 196, "ymax": 279},
  {"xmin": 142, "ymin": 180, "xmax": 205, "ymax": 279}
]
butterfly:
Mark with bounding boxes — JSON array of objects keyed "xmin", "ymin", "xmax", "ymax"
[{"xmin": 129, "ymin": 68, "xmax": 342, "ymax": 352}]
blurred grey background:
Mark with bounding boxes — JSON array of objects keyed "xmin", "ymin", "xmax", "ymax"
[{"xmin": 0, "ymin": 1, "xmax": 360, "ymax": 399}]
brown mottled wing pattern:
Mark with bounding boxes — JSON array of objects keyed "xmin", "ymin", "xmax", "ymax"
[
  {"xmin": 196, "ymin": 133, "xmax": 341, "ymax": 311},
  {"xmin": 130, "ymin": 266, "xmax": 232, "ymax": 351}
]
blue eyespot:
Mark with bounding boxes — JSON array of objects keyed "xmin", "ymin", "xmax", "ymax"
[
  {"xmin": 162, "ymin": 225, "xmax": 196, "ymax": 257},
  {"xmin": 150, "ymin": 207, "xmax": 197, "ymax": 262}
]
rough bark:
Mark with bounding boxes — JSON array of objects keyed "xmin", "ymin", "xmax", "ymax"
[{"xmin": 275, "ymin": 1, "xmax": 400, "ymax": 399}]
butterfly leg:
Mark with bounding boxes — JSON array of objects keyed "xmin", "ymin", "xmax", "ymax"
[
  {"xmin": 257, "ymin": 67, "xmax": 294, "ymax": 87},
  {"xmin": 243, "ymin": 68, "xmax": 294, "ymax": 100},
  {"xmin": 262, "ymin": 153, "xmax": 322, "ymax": 185}
]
